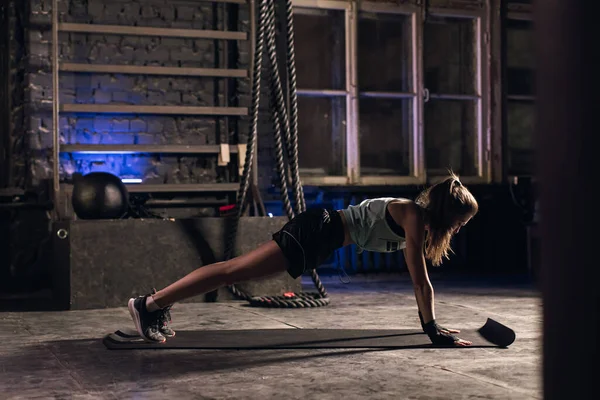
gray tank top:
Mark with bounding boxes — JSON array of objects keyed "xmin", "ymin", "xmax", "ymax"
[{"xmin": 341, "ymin": 197, "xmax": 407, "ymax": 253}]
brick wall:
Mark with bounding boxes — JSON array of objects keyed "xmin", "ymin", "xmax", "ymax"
[
  {"xmin": 2, "ymin": 0, "xmax": 272, "ymax": 291},
  {"xmin": 3, "ymin": 0, "xmax": 28, "ymax": 188},
  {"xmin": 24, "ymin": 0, "xmax": 259, "ymax": 189},
  {"xmin": 12, "ymin": 0, "xmax": 351, "ymax": 201}
]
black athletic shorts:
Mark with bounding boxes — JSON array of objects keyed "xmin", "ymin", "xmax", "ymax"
[{"xmin": 272, "ymin": 208, "xmax": 345, "ymax": 279}]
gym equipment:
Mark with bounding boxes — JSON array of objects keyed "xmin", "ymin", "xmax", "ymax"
[
  {"xmin": 477, "ymin": 318, "xmax": 516, "ymax": 348},
  {"xmin": 71, "ymin": 172, "xmax": 129, "ymax": 220},
  {"xmin": 103, "ymin": 327, "xmax": 505, "ymax": 350},
  {"xmin": 224, "ymin": 0, "xmax": 329, "ymax": 308},
  {"xmin": 51, "ymin": 216, "xmax": 297, "ymax": 310}
]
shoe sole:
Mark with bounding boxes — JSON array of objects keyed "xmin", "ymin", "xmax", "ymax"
[
  {"xmin": 161, "ymin": 322, "xmax": 176, "ymax": 338},
  {"xmin": 127, "ymin": 298, "xmax": 165, "ymax": 343}
]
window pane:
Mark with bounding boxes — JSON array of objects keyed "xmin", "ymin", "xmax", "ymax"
[
  {"xmin": 298, "ymin": 95, "xmax": 346, "ymax": 176},
  {"xmin": 507, "ymin": 19, "xmax": 534, "ymax": 96},
  {"xmin": 359, "ymin": 97, "xmax": 411, "ymax": 175},
  {"xmin": 358, "ymin": 13, "xmax": 412, "ymax": 92},
  {"xmin": 507, "ymin": 100, "xmax": 535, "ymax": 175},
  {"xmin": 294, "ymin": 9, "xmax": 345, "ymax": 90},
  {"xmin": 425, "ymin": 99, "xmax": 478, "ymax": 175},
  {"xmin": 424, "ymin": 16, "xmax": 477, "ymax": 95}
]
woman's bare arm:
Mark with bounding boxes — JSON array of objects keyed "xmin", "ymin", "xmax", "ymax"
[
  {"xmin": 396, "ymin": 205, "xmax": 436, "ymax": 324},
  {"xmin": 391, "ymin": 202, "xmax": 471, "ymax": 346}
]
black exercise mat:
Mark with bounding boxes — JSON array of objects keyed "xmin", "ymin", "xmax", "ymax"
[{"xmin": 103, "ymin": 328, "xmax": 500, "ymax": 350}]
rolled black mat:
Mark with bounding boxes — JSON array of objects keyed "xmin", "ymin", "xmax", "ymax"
[
  {"xmin": 477, "ymin": 318, "xmax": 517, "ymax": 347},
  {"xmin": 103, "ymin": 328, "xmax": 507, "ymax": 350}
]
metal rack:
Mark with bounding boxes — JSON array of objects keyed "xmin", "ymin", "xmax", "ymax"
[{"xmin": 51, "ymin": 0, "xmax": 252, "ymax": 215}]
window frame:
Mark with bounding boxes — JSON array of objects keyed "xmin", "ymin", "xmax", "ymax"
[
  {"xmin": 424, "ymin": 7, "xmax": 490, "ymax": 185},
  {"xmin": 504, "ymin": 10, "xmax": 535, "ymax": 179},
  {"xmin": 354, "ymin": 1, "xmax": 423, "ymax": 186},
  {"xmin": 293, "ymin": 0, "xmax": 353, "ymax": 186},
  {"xmin": 291, "ymin": 0, "xmax": 492, "ymax": 186}
]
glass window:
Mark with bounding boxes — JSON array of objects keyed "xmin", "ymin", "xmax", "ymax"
[
  {"xmin": 359, "ymin": 97, "xmax": 412, "ymax": 176},
  {"xmin": 294, "ymin": 8, "xmax": 347, "ymax": 177},
  {"xmin": 297, "ymin": 96, "xmax": 346, "ymax": 176},
  {"xmin": 294, "ymin": 9, "xmax": 346, "ymax": 90},
  {"xmin": 506, "ymin": 18, "xmax": 535, "ymax": 175},
  {"xmin": 507, "ymin": 19, "xmax": 534, "ymax": 96},
  {"xmin": 424, "ymin": 15, "xmax": 481, "ymax": 177},
  {"xmin": 357, "ymin": 11, "xmax": 415, "ymax": 177},
  {"xmin": 424, "ymin": 99, "xmax": 478, "ymax": 176},
  {"xmin": 424, "ymin": 16, "xmax": 477, "ymax": 95},
  {"xmin": 358, "ymin": 13, "xmax": 412, "ymax": 93}
]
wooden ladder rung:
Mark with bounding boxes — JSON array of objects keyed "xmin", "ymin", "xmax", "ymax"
[
  {"xmin": 60, "ymin": 104, "xmax": 248, "ymax": 116},
  {"xmin": 58, "ymin": 23, "xmax": 247, "ymax": 41}
]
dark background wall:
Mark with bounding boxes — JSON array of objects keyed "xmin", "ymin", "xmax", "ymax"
[
  {"xmin": 25, "ymin": 0, "xmax": 253, "ymax": 188},
  {"xmin": 3, "ymin": 0, "xmax": 536, "ymax": 193},
  {"xmin": 2, "ymin": 0, "xmax": 27, "ymax": 188},
  {"xmin": 0, "ymin": 0, "xmax": 536, "ymax": 295}
]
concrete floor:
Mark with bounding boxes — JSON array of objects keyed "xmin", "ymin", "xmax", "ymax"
[{"xmin": 0, "ymin": 274, "xmax": 542, "ymax": 400}]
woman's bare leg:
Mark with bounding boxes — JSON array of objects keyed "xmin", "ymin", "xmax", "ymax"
[{"xmin": 151, "ymin": 240, "xmax": 289, "ymax": 308}]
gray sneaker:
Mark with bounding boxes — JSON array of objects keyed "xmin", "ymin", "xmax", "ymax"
[
  {"xmin": 127, "ymin": 295, "xmax": 166, "ymax": 343},
  {"xmin": 152, "ymin": 288, "xmax": 176, "ymax": 338}
]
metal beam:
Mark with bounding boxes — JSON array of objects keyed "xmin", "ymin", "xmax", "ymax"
[
  {"xmin": 58, "ymin": 23, "xmax": 247, "ymax": 41},
  {"xmin": 60, "ymin": 144, "xmax": 240, "ymax": 154},
  {"xmin": 60, "ymin": 104, "xmax": 248, "ymax": 116},
  {"xmin": 125, "ymin": 183, "xmax": 240, "ymax": 193},
  {"xmin": 60, "ymin": 63, "xmax": 248, "ymax": 78}
]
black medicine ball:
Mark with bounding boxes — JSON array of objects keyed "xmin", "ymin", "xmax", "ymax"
[{"xmin": 72, "ymin": 172, "xmax": 129, "ymax": 219}]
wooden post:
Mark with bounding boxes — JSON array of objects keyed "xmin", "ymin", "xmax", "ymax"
[{"xmin": 535, "ymin": 1, "xmax": 599, "ymax": 398}]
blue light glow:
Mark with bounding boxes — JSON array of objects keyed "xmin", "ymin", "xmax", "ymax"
[
  {"xmin": 75, "ymin": 151, "xmax": 139, "ymax": 155},
  {"xmin": 60, "ymin": 152, "xmax": 152, "ymax": 182},
  {"xmin": 61, "ymin": 107, "xmax": 154, "ymax": 180}
]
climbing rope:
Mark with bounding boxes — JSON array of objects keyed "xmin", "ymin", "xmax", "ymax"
[
  {"xmin": 224, "ymin": 0, "xmax": 330, "ymax": 308},
  {"xmin": 223, "ymin": 0, "xmax": 267, "ymax": 302},
  {"xmin": 284, "ymin": 0, "xmax": 305, "ymax": 214}
]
